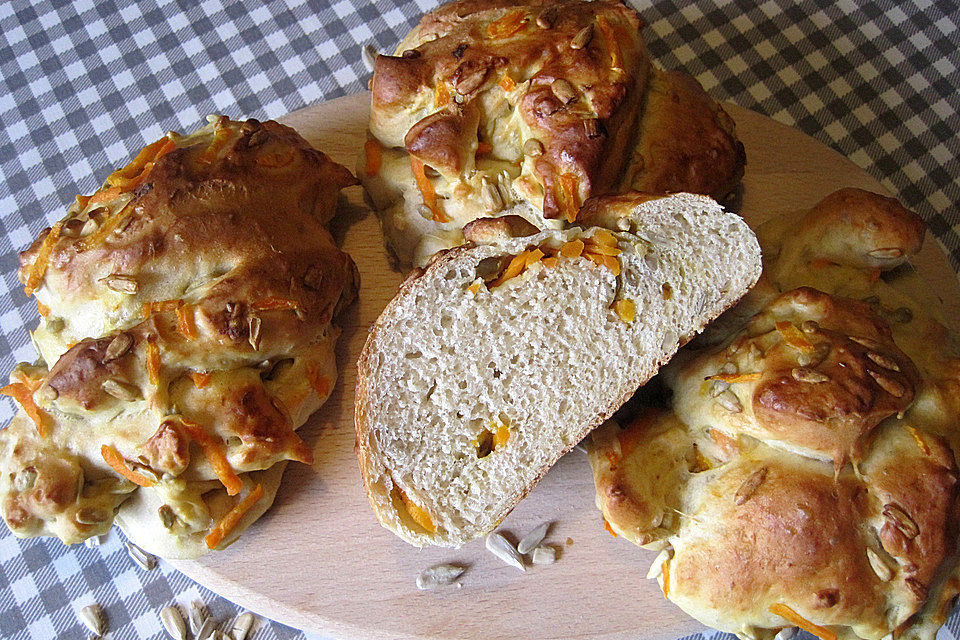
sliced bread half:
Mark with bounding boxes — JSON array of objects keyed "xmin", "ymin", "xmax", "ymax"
[{"xmin": 355, "ymin": 192, "xmax": 762, "ymax": 547}]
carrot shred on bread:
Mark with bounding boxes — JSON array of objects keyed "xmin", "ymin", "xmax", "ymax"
[
  {"xmin": 100, "ymin": 444, "xmax": 156, "ymax": 487},
  {"xmin": 1, "ymin": 382, "xmax": 49, "ymax": 437},
  {"xmin": 204, "ymin": 483, "xmax": 265, "ymax": 549},
  {"xmin": 768, "ymin": 604, "xmax": 837, "ymax": 640},
  {"xmin": 177, "ymin": 418, "xmax": 243, "ymax": 496}
]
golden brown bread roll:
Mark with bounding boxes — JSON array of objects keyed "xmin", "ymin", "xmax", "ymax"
[
  {"xmin": 589, "ymin": 188, "xmax": 960, "ymax": 640},
  {"xmin": 0, "ymin": 116, "xmax": 358, "ymax": 557},
  {"xmin": 359, "ymin": 0, "xmax": 744, "ymax": 267}
]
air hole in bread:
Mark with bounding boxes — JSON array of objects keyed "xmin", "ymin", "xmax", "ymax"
[
  {"xmin": 662, "ymin": 282, "xmax": 673, "ymax": 300},
  {"xmin": 227, "ymin": 436, "xmax": 242, "ymax": 448},
  {"xmin": 444, "ymin": 269, "xmax": 458, "ymax": 281},
  {"xmin": 404, "ymin": 351, "xmax": 422, "ymax": 359},
  {"xmin": 475, "ymin": 428, "xmax": 494, "ymax": 459}
]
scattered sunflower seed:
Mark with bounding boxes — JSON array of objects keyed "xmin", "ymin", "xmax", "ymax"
[
  {"xmin": 868, "ymin": 369, "xmax": 906, "ymax": 398},
  {"xmin": 75, "ymin": 507, "xmax": 109, "ymax": 525},
  {"xmin": 714, "ymin": 389, "xmax": 742, "ymax": 413},
  {"xmin": 13, "ymin": 467, "xmax": 37, "ymax": 492},
  {"xmin": 361, "ymin": 44, "xmax": 378, "ymax": 72},
  {"xmin": 867, "ymin": 547, "xmax": 893, "ymax": 582},
  {"xmin": 230, "ymin": 612, "xmax": 256, "ymax": 640},
  {"xmin": 103, "ymin": 378, "xmax": 142, "ymax": 401},
  {"xmin": 709, "ymin": 379, "xmax": 731, "ymax": 397},
  {"xmin": 791, "ymin": 367, "xmax": 829, "ymax": 383},
  {"xmin": 536, "ymin": 5, "xmax": 557, "ymax": 28},
  {"xmin": 883, "ymin": 503, "xmax": 919, "ymax": 539},
  {"xmin": 734, "ymin": 467, "xmax": 768, "ymax": 505},
  {"xmin": 158, "ymin": 504, "xmax": 177, "ymax": 529},
  {"xmin": 867, "ymin": 352, "xmax": 900, "ymax": 372},
  {"xmin": 550, "ymin": 79, "xmax": 577, "ymax": 104},
  {"xmin": 125, "ymin": 540, "xmax": 157, "ymax": 570},
  {"xmin": 517, "ymin": 522, "xmax": 550, "ymax": 555},
  {"xmin": 248, "ymin": 315, "xmax": 262, "ymax": 351},
  {"xmin": 646, "ymin": 549, "xmax": 670, "ymax": 579},
  {"xmin": 188, "ymin": 600, "xmax": 210, "ymax": 635},
  {"xmin": 867, "ymin": 247, "xmax": 904, "ymax": 260},
  {"xmin": 570, "ymin": 23, "xmax": 593, "ymax": 49},
  {"xmin": 582, "ymin": 118, "xmax": 601, "ymax": 139},
  {"xmin": 531, "ymin": 545, "xmax": 556, "ymax": 565},
  {"xmin": 102, "ymin": 274, "xmax": 139, "ymax": 294},
  {"xmin": 485, "ymin": 532, "xmax": 525, "ymax": 572},
  {"xmin": 195, "ymin": 618, "xmax": 216, "ymax": 640},
  {"xmin": 80, "ymin": 604, "xmax": 105, "ymax": 637},
  {"xmin": 103, "ymin": 332, "xmax": 133, "ymax": 362},
  {"xmin": 416, "ymin": 563, "xmax": 467, "ymax": 589},
  {"xmin": 160, "ymin": 605, "xmax": 187, "ymax": 640}
]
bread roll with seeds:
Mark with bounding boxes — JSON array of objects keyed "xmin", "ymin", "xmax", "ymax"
[
  {"xmin": 589, "ymin": 188, "xmax": 960, "ymax": 640},
  {"xmin": 0, "ymin": 116, "xmax": 358, "ymax": 557},
  {"xmin": 356, "ymin": 192, "xmax": 761, "ymax": 546},
  {"xmin": 359, "ymin": 0, "xmax": 744, "ymax": 267}
]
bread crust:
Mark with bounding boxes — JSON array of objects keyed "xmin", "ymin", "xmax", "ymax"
[{"xmin": 1, "ymin": 117, "xmax": 358, "ymax": 556}]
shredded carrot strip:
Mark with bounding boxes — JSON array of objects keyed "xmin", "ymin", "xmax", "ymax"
[
  {"xmin": 100, "ymin": 444, "xmax": 156, "ymax": 487},
  {"xmin": 583, "ymin": 240, "xmax": 621, "ymax": 256},
  {"xmin": 146, "ymin": 335, "xmax": 160, "ymax": 386},
  {"xmin": 662, "ymin": 560, "xmax": 670, "ymax": 598},
  {"xmin": 706, "ymin": 372, "xmax": 762, "ymax": 383},
  {"xmin": 178, "ymin": 418, "xmax": 243, "ymax": 496},
  {"xmin": 176, "ymin": 303, "xmax": 197, "ymax": 340},
  {"xmin": 768, "ymin": 604, "xmax": 837, "ymax": 640},
  {"xmin": 364, "ymin": 138, "xmax": 382, "ymax": 176},
  {"xmin": 191, "ymin": 371, "xmax": 211, "ymax": 389},
  {"xmin": 397, "ymin": 486, "xmax": 436, "ymax": 533},
  {"xmin": 204, "ymin": 483, "xmax": 264, "ymax": 549},
  {"xmin": 306, "ymin": 364, "xmax": 331, "ymax": 398},
  {"xmin": 488, "ymin": 251, "xmax": 530, "ymax": 288},
  {"xmin": 587, "ymin": 229, "xmax": 617, "ymax": 246},
  {"xmin": 24, "ymin": 221, "xmax": 64, "ymax": 296},
  {"xmin": 0, "ymin": 383, "xmax": 48, "ymax": 437},
  {"xmin": 86, "ymin": 186, "xmax": 124, "ymax": 208},
  {"xmin": 604, "ymin": 519, "xmax": 617, "ymax": 537},
  {"xmin": 36, "ymin": 301, "xmax": 49, "ymax": 317},
  {"xmin": 523, "ymin": 248, "xmax": 545, "ymax": 268},
  {"xmin": 252, "ymin": 296, "xmax": 299, "ymax": 312},
  {"xmin": 434, "ymin": 82, "xmax": 450, "ymax": 108},
  {"xmin": 585, "ymin": 252, "xmax": 620, "ymax": 275},
  {"xmin": 596, "ymin": 15, "xmax": 621, "ymax": 70},
  {"xmin": 559, "ymin": 173, "xmax": 581, "ymax": 223},
  {"xmin": 467, "ymin": 281, "xmax": 481, "ymax": 295},
  {"xmin": 141, "ymin": 299, "xmax": 183, "ymax": 317},
  {"xmin": 909, "ymin": 426, "xmax": 931, "ymax": 456},
  {"xmin": 541, "ymin": 256, "xmax": 558, "ymax": 268},
  {"xmin": 560, "ymin": 239, "xmax": 585, "ymax": 259},
  {"xmin": 197, "ymin": 127, "xmax": 234, "ymax": 164},
  {"xmin": 476, "ymin": 141, "xmax": 493, "ymax": 155},
  {"xmin": 105, "ymin": 138, "xmax": 170, "ymax": 188},
  {"xmin": 494, "ymin": 424, "xmax": 510, "ymax": 449},
  {"xmin": 498, "ymin": 73, "xmax": 517, "ymax": 93},
  {"xmin": 614, "ymin": 299, "xmax": 635, "ymax": 322},
  {"xmin": 776, "ymin": 321, "xmax": 816, "ymax": 354},
  {"xmin": 487, "ymin": 8, "xmax": 528, "ymax": 38},
  {"xmin": 410, "ymin": 157, "xmax": 449, "ymax": 223}
]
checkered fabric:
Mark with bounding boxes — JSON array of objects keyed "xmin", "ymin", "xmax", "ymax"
[{"xmin": 0, "ymin": 0, "xmax": 957, "ymax": 638}]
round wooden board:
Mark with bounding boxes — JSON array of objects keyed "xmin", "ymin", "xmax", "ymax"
[{"xmin": 170, "ymin": 92, "xmax": 960, "ymax": 640}]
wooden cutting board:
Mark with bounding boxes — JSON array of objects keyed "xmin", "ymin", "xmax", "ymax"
[{"xmin": 170, "ymin": 92, "xmax": 960, "ymax": 640}]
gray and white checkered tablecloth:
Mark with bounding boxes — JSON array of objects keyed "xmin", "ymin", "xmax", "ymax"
[{"xmin": 0, "ymin": 1, "xmax": 958, "ymax": 639}]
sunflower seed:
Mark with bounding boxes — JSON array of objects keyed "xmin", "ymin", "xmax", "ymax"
[
  {"xmin": 75, "ymin": 507, "xmax": 109, "ymax": 525},
  {"xmin": 361, "ymin": 44, "xmax": 378, "ymax": 72},
  {"xmin": 517, "ymin": 522, "xmax": 550, "ymax": 554},
  {"xmin": 248, "ymin": 315, "xmax": 262, "ymax": 351},
  {"xmin": 531, "ymin": 545, "xmax": 556, "ymax": 565},
  {"xmin": 734, "ymin": 467, "xmax": 768, "ymax": 505},
  {"xmin": 774, "ymin": 628, "xmax": 799, "ymax": 640},
  {"xmin": 125, "ymin": 540, "xmax": 157, "ymax": 570},
  {"xmin": 80, "ymin": 604, "xmax": 105, "ymax": 637},
  {"xmin": 102, "ymin": 274, "xmax": 139, "ymax": 294},
  {"xmin": 161, "ymin": 605, "xmax": 187, "ymax": 640},
  {"xmin": 791, "ymin": 367, "xmax": 829, "ymax": 383},
  {"xmin": 230, "ymin": 612, "xmax": 255, "ymax": 640},
  {"xmin": 485, "ymin": 532, "xmax": 525, "ymax": 571},
  {"xmin": 523, "ymin": 138, "xmax": 544, "ymax": 157},
  {"xmin": 481, "ymin": 180, "xmax": 504, "ymax": 212},
  {"xmin": 14, "ymin": 467, "xmax": 37, "ymax": 492},
  {"xmin": 646, "ymin": 549, "xmax": 670, "ymax": 579},
  {"xmin": 103, "ymin": 332, "xmax": 133, "ymax": 362},
  {"xmin": 867, "ymin": 547, "xmax": 893, "ymax": 581},
  {"xmin": 570, "ymin": 23, "xmax": 593, "ymax": 49},
  {"xmin": 103, "ymin": 378, "xmax": 142, "ymax": 401},
  {"xmin": 195, "ymin": 618, "xmax": 216, "ymax": 640},
  {"xmin": 797, "ymin": 342, "xmax": 830, "ymax": 367},
  {"xmin": 883, "ymin": 503, "xmax": 919, "ymax": 539},
  {"xmin": 869, "ymin": 369, "xmax": 906, "ymax": 397},
  {"xmin": 188, "ymin": 600, "xmax": 210, "ymax": 635},
  {"xmin": 550, "ymin": 79, "xmax": 577, "ymax": 104},
  {"xmin": 867, "ymin": 247, "xmax": 904, "ymax": 260},
  {"xmin": 867, "ymin": 352, "xmax": 900, "ymax": 372},
  {"xmin": 158, "ymin": 504, "xmax": 177, "ymax": 529},
  {"xmin": 709, "ymin": 380, "xmax": 731, "ymax": 397},
  {"xmin": 720, "ymin": 362, "xmax": 738, "ymax": 374},
  {"xmin": 417, "ymin": 204, "xmax": 433, "ymax": 220},
  {"xmin": 583, "ymin": 118, "xmax": 602, "ymax": 138},
  {"xmin": 416, "ymin": 563, "xmax": 466, "ymax": 589},
  {"xmin": 849, "ymin": 335, "xmax": 882, "ymax": 350},
  {"xmin": 715, "ymin": 389, "xmax": 742, "ymax": 413},
  {"xmin": 536, "ymin": 5, "xmax": 557, "ymax": 28},
  {"xmin": 84, "ymin": 534, "xmax": 106, "ymax": 548}
]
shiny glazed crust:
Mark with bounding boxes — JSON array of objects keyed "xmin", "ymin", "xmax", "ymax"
[
  {"xmin": 589, "ymin": 188, "xmax": 960, "ymax": 640},
  {"xmin": 0, "ymin": 117, "xmax": 359, "ymax": 557}
]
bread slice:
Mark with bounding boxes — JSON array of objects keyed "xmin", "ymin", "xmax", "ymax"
[{"xmin": 355, "ymin": 193, "xmax": 762, "ymax": 546}]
